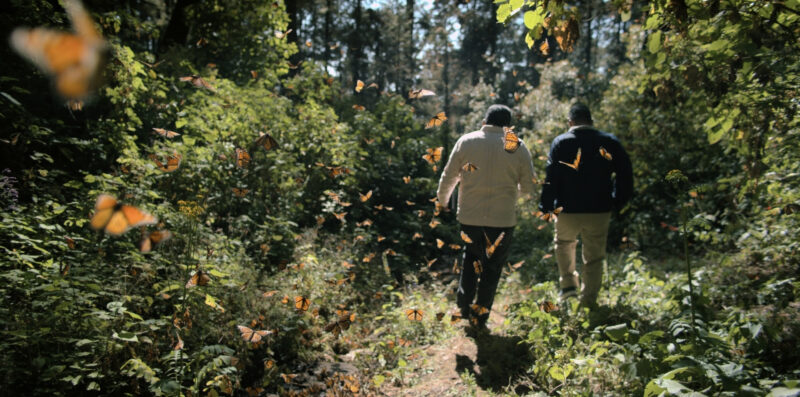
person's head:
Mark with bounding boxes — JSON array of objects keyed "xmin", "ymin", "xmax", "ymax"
[
  {"xmin": 483, "ymin": 104, "xmax": 513, "ymax": 127},
  {"xmin": 568, "ymin": 103, "xmax": 593, "ymax": 126}
]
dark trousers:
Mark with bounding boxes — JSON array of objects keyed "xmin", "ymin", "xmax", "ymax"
[{"xmin": 457, "ymin": 224, "xmax": 514, "ymax": 325}]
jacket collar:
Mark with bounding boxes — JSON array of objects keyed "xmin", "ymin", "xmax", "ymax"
[
  {"xmin": 481, "ymin": 125, "xmax": 505, "ymax": 134},
  {"xmin": 568, "ymin": 124, "xmax": 596, "ymax": 133}
]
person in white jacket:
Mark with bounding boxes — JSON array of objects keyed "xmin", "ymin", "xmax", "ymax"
[{"xmin": 437, "ymin": 104, "xmax": 536, "ymax": 329}]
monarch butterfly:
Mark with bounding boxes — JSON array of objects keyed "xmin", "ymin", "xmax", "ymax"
[
  {"xmin": 262, "ymin": 290, "xmax": 279, "ymax": 298},
  {"xmin": 436, "ymin": 238, "xmax": 445, "ymax": 249},
  {"xmin": 471, "ymin": 304, "xmax": 489, "ymax": 316},
  {"xmin": 405, "ymin": 308, "xmax": 424, "ymax": 321},
  {"xmin": 280, "ymin": 373, "xmax": 297, "ymax": 384},
  {"xmin": 150, "ymin": 152, "xmax": 181, "ymax": 172},
  {"xmin": 328, "ymin": 166, "xmax": 350, "ymax": 178},
  {"xmin": 90, "ymin": 194, "xmax": 157, "ymax": 236},
  {"xmin": 408, "ymin": 88, "xmax": 435, "ymax": 99},
  {"xmin": 173, "ymin": 335, "xmax": 184, "ymax": 351},
  {"xmin": 429, "ymin": 219, "xmax": 440, "ymax": 229},
  {"xmin": 422, "ymin": 146, "xmax": 443, "ymax": 164},
  {"xmin": 274, "ymin": 28, "xmax": 292, "ymax": 39},
  {"xmin": 461, "ymin": 231, "xmax": 473, "ymax": 244},
  {"xmin": 448, "ymin": 244, "xmax": 461, "ymax": 250},
  {"xmin": 559, "ymin": 147, "xmax": 581, "ymax": 170},
  {"xmin": 294, "ymin": 296, "xmax": 311, "ymax": 312},
  {"xmin": 435, "ymin": 312, "xmax": 446, "ymax": 322},
  {"xmin": 377, "ymin": 235, "xmax": 386, "ymax": 242},
  {"xmin": 355, "ymin": 79, "xmax": 364, "ymax": 92},
  {"xmin": 425, "ymin": 112, "xmax": 447, "ymax": 129},
  {"xmin": 540, "ymin": 40, "xmax": 550, "ymax": 55},
  {"xmin": 65, "ymin": 236, "xmax": 76, "ymax": 250},
  {"xmin": 425, "ymin": 257, "xmax": 437, "ymax": 268},
  {"xmin": 356, "ymin": 219, "xmax": 373, "ymax": 227},
  {"xmin": 237, "ymin": 324, "xmax": 273, "ymax": 343},
  {"xmin": 484, "ymin": 231, "xmax": 505, "ymax": 259},
  {"xmin": 367, "ymin": 82, "xmax": 379, "ymax": 90},
  {"xmin": 179, "ymin": 75, "xmax": 216, "ymax": 92},
  {"xmin": 540, "ymin": 206, "xmax": 563, "ymax": 223},
  {"xmin": 186, "ymin": 269, "xmax": 210, "ymax": 287},
  {"xmin": 504, "ymin": 126, "xmax": 520, "ymax": 153},
  {"xmin": 67, "ymin": 99, "xmax": 83, "ymax": 111},
  {"xmin": 235, "ymin": 148, "xmax": 250, "ymax": 168},
  {"xmin": 412, "ymin": 232, "xmax": 423, "ymax": 240},
  {"xmin": 139, "ymin": 229, "xmax": 171, "ymax": 253},
  {"xmin": 325, "ymin": 312, "xmax": 356, "ymax": 337},
  {"xmin": 352, "ymin": 104, "xmax": 365, "ymax": 111},
  {"xmin": 359, "ymin": 190, "xmax": 372, "ymax": 202},
  {"xmin": 403, "ymin": 176, "xmax": 411, "ymax": 184},
  {"xmin": 598, "ymin": 146, "xmax": 613, "ymax": 161},
  {"xmin": 461, "ymin": 162, "xmax": 478, "ymax": 172},
  {"xmin": 10, "ymin": 0, "xmax": 107, "ymax": 100},
  {"xmin": 539, "ymin": 301, "xmax": 558, "ymax": 313},
  {"xmin": 473, "ymin": 260, "xmax": 483, "ymax": 274},
  {"xmin": 333, "ymin": 212, "xmax": 346, "ymax": 222},
  {"xmin": 362, "ymin": 252, "xmax": 376, "ymax": 262},
  {"xmin": 384, "ymin": 248, "xmax": 397, "ymax": 256},
  {"xmin": 514, "ymin": 92, "xmax": 521, "ymax": 102},
  {"xmin": 152, "ymin": 127, "xmax": 180, "ymax": 138},
  {"xmin": 510, "ymin": 260, "xmax": 524, "ymax": 269},
  {"xmin": 450, "ymin": 313, "xmax": 463, "ymax": 324},
  {"xmin": 452, "ymin": 258, "xmax": 460, "ymax": 274},
  {"xmin": 254, "ymin": 132, "xmax": 278, "ymax": 151},
  {"xmin": 232, "ymin": 187, "xmax": 249, "ymax": 197}
]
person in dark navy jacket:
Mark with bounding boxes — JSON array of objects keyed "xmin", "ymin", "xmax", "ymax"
[{"xmin": 539, "ymin": 103, "xmax": 633, "ymax": 308}]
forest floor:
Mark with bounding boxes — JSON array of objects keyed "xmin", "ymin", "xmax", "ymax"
[{"xmin": 375, "ymin": 288, "xmax": 535, "ymax": 396}]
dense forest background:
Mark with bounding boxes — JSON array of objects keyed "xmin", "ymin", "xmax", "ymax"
[{"xmin": 1, "ymin": 0, "xmax": 799, "ymax": 395}]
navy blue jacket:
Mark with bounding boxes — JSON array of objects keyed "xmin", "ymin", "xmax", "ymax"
[{"xmin": 539, "ymin": 126, "xmax": 633, "ymax": 213}]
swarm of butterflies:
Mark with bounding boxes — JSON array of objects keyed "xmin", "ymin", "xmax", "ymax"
[{"xmin": 15, "ymin": 2, "xmax": 569, "ymax": 373}]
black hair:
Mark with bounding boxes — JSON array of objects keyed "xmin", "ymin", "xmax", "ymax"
[
  {"xmin": 568, "ymin": 103, "xmax": 593, "ymax": 125},
  {"xmin": 484, "ymin": 104, "xmax": 513, "ymax": 127}
]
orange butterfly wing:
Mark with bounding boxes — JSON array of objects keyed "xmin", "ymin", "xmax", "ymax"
[
  {"xmin": 599, "ymin": 146, "xmax": 612, "ymax": 161},
  {"xmin": 405, "ymin": 309, "xmax": 423, "ymax": 321},
  {"xmin": 559, "ymin": 148, "xmax": 582, "ymax": 170},
  {"xmin": 10, "ymin": 0, "xmax": 105, "ymax": 100},
  {"xmin": 461, "ymin": 231, "xmax": 473, "ymax": 244},
  {"xmin": 355, "ymin": 80, "xmax": 365, "ymax": 92},
  {"xmin": 235, "ymin": 148, "xmax": 251, "ymax": 168},
  {"xmin": 504, "ymin": 127, "xmax": 520, "ymax": 153},
  {"xmin": 255, "ymin": 133, "xmax": 278, "ymax": 151}
]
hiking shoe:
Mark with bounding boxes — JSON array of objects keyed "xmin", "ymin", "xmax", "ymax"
[{"xmin": 559, "ymin": 287, "xmax": 577, "ymax": 302}]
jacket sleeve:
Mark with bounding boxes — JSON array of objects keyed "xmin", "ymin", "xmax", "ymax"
[
  {"xmin": 517, "ymin": 143, "xmax": 536, "ymax": 199},
  {"xmin": 538, "ymin": 140, "xmax": 558, "ymax": 212},
  {"xmin": 612, "ymin": 140, "xmax": 634, "ymax": 210},
  {"xmin": 437, "ymin": 141, "xmax": 462, "ymax": 209}
]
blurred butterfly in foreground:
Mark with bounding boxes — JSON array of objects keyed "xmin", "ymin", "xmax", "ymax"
[
  {"xmin": 425, "ymin": 112, "xmax": 447, "ymax": 129},
  {"xmin": 90, "ymin": 194, "xmax": 157, "ymax": 236},
  {"xmin": 139, "ymin": 229, "xmax": 171, "ymax": 253},
  {"xmin": 237, "ymin": 325, "xmax": 273, "ymax": 343},
  {"xmin": 559, "ymin": 148, "xmax": 581, "ymax": 170},
  {"xmin": 10, "ymin": 0, "xmax": 107, "ymax": 100},
  {"xmin": 503, "ymin": 126, "xmax": 520, "ymax": 153}
]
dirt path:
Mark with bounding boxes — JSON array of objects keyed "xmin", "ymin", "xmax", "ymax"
[{"xmin": 378, "ymin": 293, "xmax": 533, "ymax": 396}]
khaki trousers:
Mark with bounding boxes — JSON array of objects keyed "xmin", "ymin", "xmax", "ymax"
[{"xmin": 554, "ymin": 212, "xmax": 611, "ymax": 306}]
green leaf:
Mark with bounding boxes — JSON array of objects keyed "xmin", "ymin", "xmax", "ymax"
[
  {"xmin": 112, "ymin": 331, "xmax": 139, "ymax": 343},
  {"xmin": 766, "ymin": 387, "xmax": 800, "ymax": 397},
  {"xmin": 548, "ymin": 366, "xmax": 567, "ymax": 382},
  {"xmin": 175, "ymin": 119, "xmax": 187, "ymax": 128},
  {"xmin": 497, "ymin": 3, "xmax": 511, "ymax": 23},
  {"xmin": 373, "ymin": 375, "xmax": 386, "ymax": 387},
  {"xmin": 648, "ymin": 31, "xmax": 662, "ymax": 54},
  {"xmin": 604, "ymin": 323, "xmax": 628, "ymax": 342},
  {"xmin": 525, "ymin": 32, "xmax": 535, "ymax": 49},
  {"xmin": 621, "ymin": 10, "xmax": 632, "ymax": 22},
  {"xmin": 509, "ymin": 0, "xmax": 523, "ymax": 12},
  {"xmin": 705, "ymin": 39, "xmax": 730, "ymax": 52}
]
